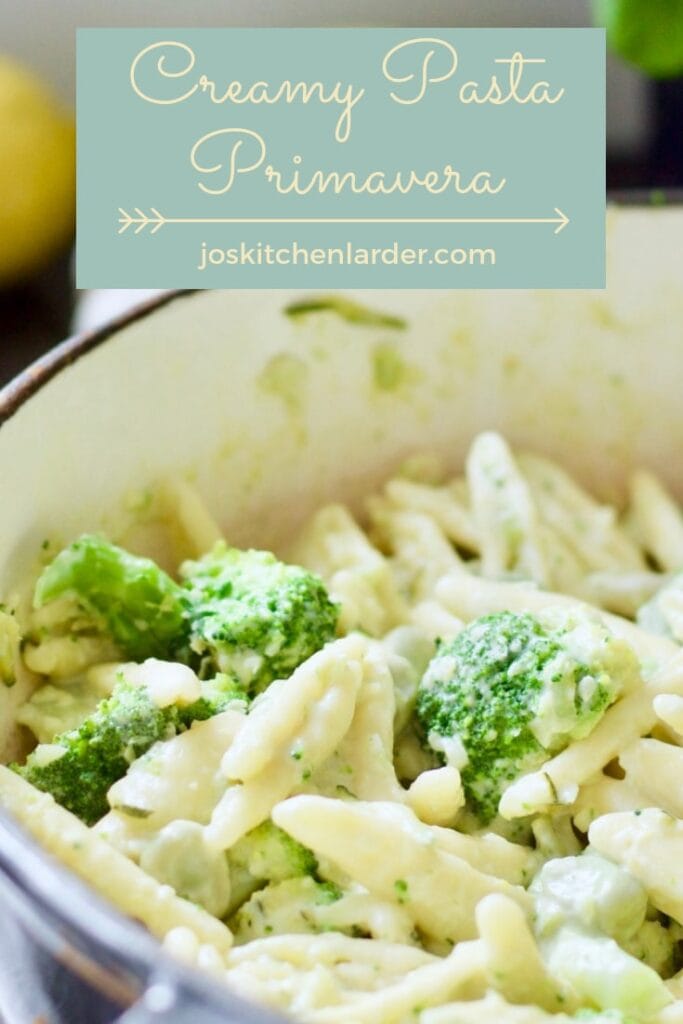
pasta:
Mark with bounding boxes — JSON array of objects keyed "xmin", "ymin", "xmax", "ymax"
[
  {"xmin": 7, "ymin": 429, "xmax": 683, "ymax": 1024},
  {"xmin": 473, "ymin": 894, "xmax": 572, "ymax": 1012},
  {"xmin": 629, "ymin": 472, "xmax": 683, "ymax": 573},
  {"xmin": 271, "ymin": 795, "xmax": 530, "ymax": 944},
  {"xmin": 0, "ymin": 765, "xmax": 234, "ymax": 951},
  {"xmin": 206, "ymin": 636, "xmax": 366, "ymax": 849},
  {"xmin": 465, "ymin": 432, "xmax": 549, "ymax": 585}
]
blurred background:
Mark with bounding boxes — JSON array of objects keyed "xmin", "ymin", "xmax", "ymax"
[{"xmin": 0, "ymin": 0, "xmax": 681, "ymax": 387}]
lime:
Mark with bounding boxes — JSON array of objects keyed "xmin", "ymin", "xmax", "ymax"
[{"xmin": 594, "ymin": 0, "xmax": 683, "ymax": 78}]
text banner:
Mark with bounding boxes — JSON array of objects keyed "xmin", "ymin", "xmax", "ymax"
[{"xmin": 77, "ymin": 28, "xmax": 605, "ymax": 288}]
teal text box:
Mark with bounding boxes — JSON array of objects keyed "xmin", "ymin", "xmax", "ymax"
[{"xmin": 77, "ymin": 28, "xmax": 605, "ymax": 289}]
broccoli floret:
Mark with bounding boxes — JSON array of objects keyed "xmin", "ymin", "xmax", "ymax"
[
  {"xmin": 15, "ymin": 666, "xmax": 249, "ymax": 826},
  {"xmin": 227, "ymin": 821, "xmax": 318, "ymax": 913},
  {"xmin": 415, "ymin": 610, "xmax": 630, "ymax": 823},
  {"xmin": 22, "ymin": 534, "xmax": 336, "ymax": 820},
  {"xmin": 33, "ymin": 536, "xmax": 338, "ymax": 695},
  {"xmin": 622, "ymin": 919, "xmax": 680, "ymax": 977},
  {"xmin": 15, "ymin": 677, "xmax": 181, "ymax": 824},
  {"xmin": 181, "ymin": 542, "xmax": 339, "ymax": 693},
  {"xmin": 231, "ymin": 876, "xmax": 342, "ymax": 944},
  {"xmin": 181, "ymin": 673, "xmax": 248, "ymax": 723},
  {"xmin": 230, "ymin": 820, "xmax": 317, "ymax": 883},
  {"xmin": 33, "ymin": 534, "xmax": 189, "ymax": 661}
]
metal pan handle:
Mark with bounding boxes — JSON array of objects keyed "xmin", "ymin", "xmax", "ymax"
[
  {"xmin": 115, "ymin": 980, "xmax": 222, "ymax": 1024},
  {"xmin": 115, "ymin": 971, "xmax": 286, "ymax": 1024}
]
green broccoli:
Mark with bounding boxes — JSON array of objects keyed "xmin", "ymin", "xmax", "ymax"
[
  {"xmin": 415, "ymin": 610, "xmax": 632, "ymax": 823},
  {"xmin": 622, "ymin": 920, "xmax": 680, "ymax": 978},
  {"xmin": 231, "ymin": 876, "xmax": 342, "ymax": 944},
  {"xmin": 16, "ymin": 677, "xmax": 181, "ymax": 824},
  {"xmin": 230, "ymin": 820, "xmax": 317, "ymax": 881},
  {"xmin": 227, "ymin": 820, "xmax": 319, "ymax": 914},
  {"xmin": 33, "ymin": 535, "xmax": 338, "ymax": 695},
  {"xmin": 15, "ymin": 671, "xmax": 248, "ymax": 825},
  {"xmin": 181, "ymin": 542, "xmax": 339, "ymax": 693},
  {"xmin": 181, "ymin": 673, "xmax": 248, "ymax": 723},
  {"xmin": 21, "ymin": 535, "xmax": 338, "ymax": 820},
  {"xmin": 33, "ymin": 534, "xmax": 189, "ymax": 662}
]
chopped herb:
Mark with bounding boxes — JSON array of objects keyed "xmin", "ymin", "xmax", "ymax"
[
  {"xmin": 117, "ymin": 805, "xmax": 153, "ymax": 819},
  {"xmin": 394, "ymin": 878, "xmax": 409, "ymax": 903},
  {"xmin": 284, "ymin": 295, "xmax": 406, "ymax": 330}
]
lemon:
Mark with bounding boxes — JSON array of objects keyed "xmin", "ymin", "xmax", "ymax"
[{"xmin": 0, "ymin": 56, "xmax": 75, "ymax": 285}]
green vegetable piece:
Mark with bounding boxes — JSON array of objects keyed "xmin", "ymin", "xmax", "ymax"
[
  {"xmin": 181, "ymin": 542, "xmax": 339, "ymax": 694},
  {"xmin": 230, "ymin": 876, "xmax": 342, "ymax": 943},
  {"xmin": 544, "ymin": 924, "xmax": 671, "ymax": 1018},
  {"xmin": 15, "ymin": 677, "xmax": 180, "ymax": 825},
  {"xmin": 227, "ymin": 820, "xmax": 319, "ymax": 915},
  {"xmin": 0, "ymin": 609, "xmax": 20, "ymax": 686},
  {"xmin": 372, "ymin": 343, "xmax": 418, "ymax": 394},
  {"xmin": 15, "ymin": 669, "xmax": 249, "ymax": 826},
  {"xmin": 16, "ymin": 679, "xmax": 105, "ymax": 743},
  {"xmin": 416, "ymin": 611, "xmax": 625, "ymax": 823},
  {"xmin": 33, "ymin": 536, "xmax": 337, "ymax": 696},
  {"xmin": 139, "ymin": 820, "xmax": 233, "ymax": 918},
  {"xmin": 181, "ymin": 673, "xmax": 248, "ymax": 724},
  {"xmin": 530, "ymin": 852, "xmax": 647, "ymax": 943},
  {"xmin": 394, "ymin": 878, "xmax": 409, "ymax": 903},
  {"xmin": 530, "ymin": 854, "xmax": 673, "ymax": 1018},
  {"xmin": 23, "ymin": 535, "xmax": 337, "ymax": 823},
  {"xmin": 34, "ymin": 534, "xmax": 188, "ymax": 662},
  {"xmin": 593, "ymin": 0, "xmax": 683, "ymax": 77},
  {"xmin": 229, "ymin": 821, "xmax": 318, "ymax": 883},
  {"xmin": 284, "ymin": 294, "xmax": 406, "ymax": 330},
  {"xmin": 622, "ymin": 919, "xmax": 679, "ymax": 978},
  {"xmin": 533, "ymin": 852, "xmax": 680, "ymax": 982}
]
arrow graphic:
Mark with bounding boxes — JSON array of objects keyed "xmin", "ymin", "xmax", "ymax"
[
  {"xmin": 118, "ymin": 207, "xmax": 570, "ymax": 236},
  {"xmin": 118, "ymin": 207, "xmax": 166, "ymax": 235}
]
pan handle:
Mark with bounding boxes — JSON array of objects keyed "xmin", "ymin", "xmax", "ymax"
[
  {"xmin": 114, "ymin": 979, "xmax": 219, "ymax": 1024},
  {"xmin": 115, "ymin": 972, "xmax": 285, "ymax": 1024},
  {"xmin": 0, "ymin": 810, "xmax": 284, "ymax": 1024}
]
